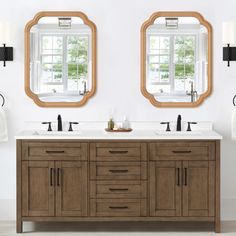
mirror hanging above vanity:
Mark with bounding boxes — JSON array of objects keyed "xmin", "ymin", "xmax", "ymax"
[
  {"xmin": 25, "ymin": 11, "xmax": 97, "ymax": 107},
  {"xmin": 141, "ymin": 12, "xmax": 212, "ymax": 107}
]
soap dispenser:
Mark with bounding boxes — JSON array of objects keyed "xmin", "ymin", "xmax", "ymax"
[{"xmin": 122, "ymin": 116, "xmax": 130, "ymax": 130}]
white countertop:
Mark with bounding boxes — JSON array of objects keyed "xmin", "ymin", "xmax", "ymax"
[{"xmin": 15, "ymin": 129, "xmax": 222, "ymax": 140}]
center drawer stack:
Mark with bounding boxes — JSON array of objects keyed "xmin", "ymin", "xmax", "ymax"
[{"xmin": 89, "ymin": 142, "xmax": 147, "ymax": 217}]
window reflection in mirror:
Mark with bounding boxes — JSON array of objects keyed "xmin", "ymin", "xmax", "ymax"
[
  {"xmin": 25, "ymin": 12, "xmax": 96, "ymax": 107},
  {"xmin": 141, "ymin": 12, "xmax": 212, "ymax": 107}
]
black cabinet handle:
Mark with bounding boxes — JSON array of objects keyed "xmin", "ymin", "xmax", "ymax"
[
  {"xmin": 109, "ymin": 206, "xmax": 128, "ymax": 209},
  {"xmin": 50, "ymin": 168, "xmax": 54, "ymax": 186},
  {"xmin": 176, "ymin": 168, "xmax": 180, "ymax": 186},
  {"xmin": 172, "ymin": 150, "xmax": 192, "ymax": 154},
  {"xmin": 183, "ymin": 168, "xmax": 188, "ymax": 186},
  {"xmin": 46, "ymin": 150, "xmax": 65, "ymax": 154},
  {"xmin": 109, "ymin": 150, "xmax": 128, "ymax": 154},
  {"xmin": 109, "ymin": 188, "xmax": 129, "ymax": 191},
  {"xmin": 109, "ymin": 169, "xmax": 128, "ymax": 173},
  {"xmin": 57, "ymin": 168, "xmax": 61, "ymax": 186}
]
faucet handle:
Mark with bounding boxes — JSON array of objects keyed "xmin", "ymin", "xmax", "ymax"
[
  {"xmin": 186, "ymin": 122, "xmax": 197, "ymax": 131},
  {"xmin": 68, "ymin": 122, "xmax": 79, "ymax": 132},
  {"xmin": 42, "ymin": 122, "xmax": 52, "ymax": 131},
  {"xmin": 160, "ymin": 122, "xmax": 171, "ymax": 132}
]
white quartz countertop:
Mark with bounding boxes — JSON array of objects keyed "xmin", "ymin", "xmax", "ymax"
[{"xmin": 15, "ymin": 129, "xmax": 222, "ymax": 140}]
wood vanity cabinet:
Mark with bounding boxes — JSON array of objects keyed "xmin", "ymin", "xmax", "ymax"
[{"xmin": 17, "ymin": 140, "xmax": 220, "ymax": 233}]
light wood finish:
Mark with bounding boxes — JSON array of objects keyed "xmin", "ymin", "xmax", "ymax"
[
  {"xmin": 90, "ymin": 199, "xmax": 147, "ymax": 217},
  {"xmin": 90, "ymin": 162, "xmax": 147, "ymax": 180},
  {"xmin": 90, "ymin": 180, "xmax": 147, "ymax": 199},
  {"xmin": 140, "ymin": 11, "xmax": 213, "ymax": 108},
  {"xmin": 149, "ymin": 142, "xmax": 215, "ymax": 161},
  {"xmin": 24, "ymin": 11, "xmax": 97, "ymax": 108},
  {"xmin": 90, "ymin": 143, "xmax": 147, "ymax": 161},
  {"xmin": 17, "ymin": 140, "xmax": 220, "ymax": 233},
  {"xmin": 150, "ymin": 161, "xmax": 182, "ymax": 217},
  {"xmin": 56, "ymin": 161, "xmax": 87, "ymax": 217}
]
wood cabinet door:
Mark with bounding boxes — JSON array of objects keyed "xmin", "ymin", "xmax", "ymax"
[
  {"xmin": 22, "ymin": 161, "xmax": 55, "ymax": 217},
  {"xmin": 182, "ymin": 161, "xmax": 215, "ymax": 217},
  {"xmin": 56, "ymin": 161, "xmax": 87, "ymax": 216},
  {"xmin": 150, "ymin": 161, "xmax": 182, "ymax": 216}
]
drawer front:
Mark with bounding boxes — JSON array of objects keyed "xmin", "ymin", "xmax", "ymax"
[
  {"xmin": 22, "ymin": 142, "xmax": 88, "ymax": 161},
  {"xmin": 90, "ymin": 162, "xmax": 147, "ymax": 180},
  {"xmin": 90, "ymin": 143, "xmax": 147, "ymax": 161},
  {"xmin": 90, "ymin": 180, "xmax": 147, "ymax": 199},
  {"xmin": 149, "ymin": 142, "xmax": 215, "ymax": 161},
  {"xmin": 90, "ymin": 199, "xmax": 147, "ymax": 216}
]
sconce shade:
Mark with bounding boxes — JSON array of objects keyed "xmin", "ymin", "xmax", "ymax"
[{"xmin": 223, "ymin": 21, "xmax": 236, "ymax": 45}]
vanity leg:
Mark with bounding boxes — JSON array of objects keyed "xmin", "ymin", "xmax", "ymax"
[
  {"xmin": 215, "ymin": 220, "xmax": 221, "ymax": 233},
  {"xmin": 16, "ymin": 220, "xmax": 22, "ymax": 233}
]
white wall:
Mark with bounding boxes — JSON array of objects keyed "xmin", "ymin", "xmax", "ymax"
[{"xmin": 0, "ymin": 0, "xmax": 236, "ymax": 220}]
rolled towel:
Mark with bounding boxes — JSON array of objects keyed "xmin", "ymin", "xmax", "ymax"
[{"xmin": 0, "ymin": 107, "xmax": 8, "ymax": 142}]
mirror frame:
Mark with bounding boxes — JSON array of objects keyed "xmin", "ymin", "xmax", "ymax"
[
  {"xmin": 25, "ymin": 11, "xmax": 97, "ymax": 107},
  {"xmin": 141, "ymin": 11, "xmax": 212, "ymax": 108}
]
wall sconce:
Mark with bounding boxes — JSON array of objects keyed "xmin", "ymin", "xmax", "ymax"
[
  {"xmin": 0, "ymin": 22, "xmax": 13, "ymax": 67},
  {"xmin": 223, "ymin": 21, "xmax": 236, "ymax": 67}
]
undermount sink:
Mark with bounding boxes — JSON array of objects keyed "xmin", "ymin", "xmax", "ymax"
[
  {"xmin": 33, "ymin": 131, "xmax": 81, "ymax": 136},
  {"xmin": 155, "ymin": 131, "xmax": 202, "ymax": 135}
]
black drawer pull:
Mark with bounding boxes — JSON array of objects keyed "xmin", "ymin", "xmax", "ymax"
[
  {"xmin": 46, "ymin": 150, "xmax": 65, "ymax": 154},
  {"xmin": 172, "ymin": 150, "xmax": 192, "ymax": 154},
  {"xmin": 109, "ymin": 169, "xmax": 129, "ymax": 173},
  {"xmin": 109, "ymin": 150, "xmax": 128, "ymax": 154},
  {"xmin": 49, "ymin": 168, "xmax": 54, "ymax": 186},
  {"xmin": 109, "ymin": 206, "xmax": 128, "ymax": 209},
  {"xmin": 109, "ymin": 188, "xmax": 129, "ymax": 191}
]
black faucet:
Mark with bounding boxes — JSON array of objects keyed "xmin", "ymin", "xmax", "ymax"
[
  {"xmin": 57, "ymin": 115, "xmax": 63, "ymax": 131},
  {"xmin": 176, "ymin": 115, "xmax": 182, "ymax": 131}
]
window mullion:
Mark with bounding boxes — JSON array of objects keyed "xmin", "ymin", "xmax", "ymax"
[
  {"xmin": 170, "ymin": 35, "xmax": 174, "ymax": 93},
  {"xmin": 63, "ymin": 35, "xmax": 68, "ymax": 92}
]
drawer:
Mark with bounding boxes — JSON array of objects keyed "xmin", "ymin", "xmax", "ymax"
[
  {"xmin": 22, "ymin": 142, "xmax": 88, "ymax": 161},
  {"xmin": 149, "ymin": 142, "xmax": 215, "ymax": 161},
  {"xmin": 90, "ymin": 143, "xmax": 147, "ymax": 161},
  {"xmin": 90, "ymin": 180, "xmax": 147, "ymax": 199},
  {"xmin": 90, "ymin": 199, "xmax": 147, "ymax": 216},
  {"xmin": 90, "ymin": 162, "xmax": 147, "ymax": 180}
]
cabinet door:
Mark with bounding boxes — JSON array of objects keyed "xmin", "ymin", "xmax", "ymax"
[
  {"xmin": 56, "ymin": 161, "xmax": 87, "ymax": 216},
  {"xmin": 22, "ymin": 161, "xmax": 55, "ymax": 217},
  {"xmin": 182, "ymin": 161, "xmax": 215, "ymax": 217},
  {"xmin": 150, "ymin": 161, "xmax": 182, "ymax": 216}
]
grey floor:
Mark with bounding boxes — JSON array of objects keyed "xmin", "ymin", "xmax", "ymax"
[{"xmin": 0, "ymin": 221, "xmax": 236, "ymax": 235}]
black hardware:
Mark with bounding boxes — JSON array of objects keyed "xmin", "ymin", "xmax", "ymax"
[
  {"xmin": 68, "ymin": 122, "xmax": 79, "ymax": 131},
  {"xmin": 50, "ymin": 168, "xmax": 54, "ymax": 186},
  {"xmin": 183, "ymin": 168, "xmax": 187, "ymax": 186},
  {"xmin": 0, "ymin": 94, "xmax": 5, "ymax": 107},
  {"xmin": 172, "ymin": 150, "xmax": 192, "ymax": 154},
  {"xmin": 176, "ymin": 115, "xmax": 182, "ymax": 131},
  {"xmin": 109, "ymin": 188, "xmax": 129, "ymax": 191},
  {"xmin": 109, "ymin": 169, "xmax": 128, "ymax": 173},
  {"xmin": 109, "ymin": 150, "xmax": 128, "ymax": 154},
  {"xmin": 42, "ymin": 122, "xmax": 52, "ymax": 131},
  {"xmin": 160, "ymin": 122, "xmax": 171, "ymax": 131},
  {"xmin": 46, "ymin": 150, "xmax": 65, "ymax": 154},
  {"xmin": 233, "ymin": 95, "xmax": 236, "ymax": 106},
  {"xmin": 57, "ymin": 168, "xmax": 60, "ymax": 186},
  {"xmin": 109, "ymin": 206, "xmax": 128, "ymax": 209},
  {"xmin": 186, "ymin": 122, "xmax": 197, "ymax": 131},
  {"xmin": 0, "ymin": 44, "xmax": 13, "ymax": 67},
  {"xmin": 223, "ymin": 44, "xmax": 236, "ymax": 67},
  {"xmin": 57, "ymin": 115, "xmax": 62, "ymax": 131},
  {"xmin": 176, "ymin": 168, "xmax": 180, "ymax": 186}
]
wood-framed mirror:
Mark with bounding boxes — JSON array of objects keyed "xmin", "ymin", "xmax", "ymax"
[
  {"xmin": 141, "ymin": 12, "xmax": 212, "ymax": 107},
  {"xmin": 25, "ymin": 11, "xmax": 97, "ymax": 107}
]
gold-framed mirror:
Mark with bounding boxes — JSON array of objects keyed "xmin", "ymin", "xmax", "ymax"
[
  {"xmin": 141, "ymin": 12, "xmax": 212, "ymax": 107},
  {"xmin": 25, "ymin": 11, "xmax": 97, "ymax": 107}
]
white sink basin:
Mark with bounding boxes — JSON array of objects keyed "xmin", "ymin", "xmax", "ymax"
[
  {"xmin": 155, "ymin": 131, "xmax": 202, "ymax": 135},
  {"xmin": 33, "ymin": 131, "xmax": 81, "ymax": 136}
]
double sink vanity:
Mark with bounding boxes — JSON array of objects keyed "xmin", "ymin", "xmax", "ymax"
[{"xmin": 16, "ymin": 118, "xmax": 222, "ymax": 233}]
